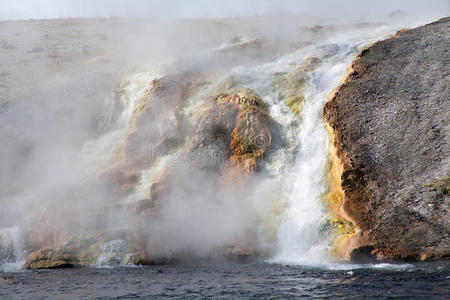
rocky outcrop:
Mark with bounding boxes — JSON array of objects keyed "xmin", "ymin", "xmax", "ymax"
[
  {"xmin": 23, "ymin": 77, "xmax": 274, "ymax": 268},
  {"xmin": 24, "ymin": 233, "xmax": 159, "ymax": 269},
  {"xmin": 150, "ymin": 88, "xmax": 272, "ymax": 202},
  {"xmin": 121, "ymin": 72, "xmax": 202, "ymax": 169},
  {"xmin": 189, "ymin": 88, "xmax": 271, "ymax": 177},
  {"xmin": 324, "ymin": 18, "xmax": 450, "ymax": 261},
  {"xmin": 25, "ymin": 238, "xmax": 100, "ymax": 269},
  {"xmin": 100, "ymin": 72, "xmax": 205, "ymax": 204}
]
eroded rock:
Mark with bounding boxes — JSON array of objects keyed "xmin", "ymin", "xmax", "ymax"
[{"xmin": 155, "ymin": 88, "xmax": 272, "ymax": 195}]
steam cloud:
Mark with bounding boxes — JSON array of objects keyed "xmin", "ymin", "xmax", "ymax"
[{"xmin": 0, "ymin": 0, "xmax": 448, "ymax": 266}]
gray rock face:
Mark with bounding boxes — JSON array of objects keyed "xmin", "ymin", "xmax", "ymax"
[{"xmin": 324, "ymin": 17, "xmax": 449, "ymax": 260}]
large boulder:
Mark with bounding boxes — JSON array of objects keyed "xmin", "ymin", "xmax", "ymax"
[
  {"xmin": 189, "ymin": 88, "xmax": 271, "ymax": 177},
  {"xmin": 150, "ymin": 88, "xmax": 272, "ymax": 201},
  {"xmin": 119, "ymin": 72, "xmax": 202, "ymax": 170},
  {"xmin": 324, "ymin": 17, "xmax": 450, "ymax": 261}
]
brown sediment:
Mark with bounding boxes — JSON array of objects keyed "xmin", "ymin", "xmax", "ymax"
[{"xmin": 324, "ymin": 123, "xmax": 354, "ymax": 260}]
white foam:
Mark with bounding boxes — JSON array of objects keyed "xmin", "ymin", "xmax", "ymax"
[
  {"xmin": 96, "ymin": 239, "xmax": 129, "ymax": 267},
  {"xmin": 0, "ymin": 226, "xmax": 25, "ymax": 272}
]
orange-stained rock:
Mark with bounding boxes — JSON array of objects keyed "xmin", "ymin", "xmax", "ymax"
[
  {"xmin": 24, "ymin": 237, "xmax": 100, "ymax": 269},
  {"xmin": 149, "ymin": 88, "xmax": 272, "ymax": 200},
  {"xmin": 98, "ymin": 72, "xmax": 206, "ymax": 205},
  {"xmin": 24, "ymin": 233, "xmax": 156, "ymax": 269},
  {"xmin": 189, "ymin": 89, "xmax": 271, "ymax": 179}
]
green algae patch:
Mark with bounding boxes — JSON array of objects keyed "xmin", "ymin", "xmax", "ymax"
[
  {"xmin": 272, "ymin": 69, "xmax": 307, "ymax": 115},
  {"xmin": 424, "ymin": 176, "xmax": 450, "ymax": 195},
  {"xmin": 215, "ymin": 85, "xmax": 269, "ymax": 113},
  {"xmin": 272, "ymin": 57, "xmax": 321, "ymax": 116},
  {"xmin": 285, "ymin": 95, "xmax": 305, "ymax": 115}
]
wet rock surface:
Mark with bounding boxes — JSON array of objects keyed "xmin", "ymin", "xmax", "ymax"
[
  {"xmin": 324, "ymin": 17, "xmax": 450, "ymax": 260},
  {"xmin": 148, "ymin": 88, "xmax": 273, "ymax": 217},
  {"xmin": 188, "ymin": 89, "xmax": 271, "ymax": 177},
  {"xmin": 24, "ymin": 233, "xmax": 157, "ymax": 269},
  {"xmin": 121, "ymin": 72, "xmax": 202, "ymax": 170}
]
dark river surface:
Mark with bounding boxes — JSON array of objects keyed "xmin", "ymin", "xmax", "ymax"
[{"xmin": 1, "ymin": 261, "xmax": 449, "ymax": 299}]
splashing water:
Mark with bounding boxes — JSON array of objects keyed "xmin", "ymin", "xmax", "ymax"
[
  {"xmin": 270, "ymin": 27, "xmax": 414, "ymax": 264},
  {"xmin": 96, "ymin": 239, "xmax": 129, "ymax": 267},
  {"xmin": 0, "ymin": 227, "xmax": 25, "ymax": 272},
  {"xmin": 271, "ymin": 44, "xmax": 359, "ymax": 264}
]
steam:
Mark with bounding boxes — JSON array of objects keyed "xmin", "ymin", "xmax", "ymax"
[
  {"xmin": 145, "ymin": 168, "xmax": 258, "ymax": 259},
  {"xmin": 0, "ymin": 2, "xmax": 447, "ymax": 270}
]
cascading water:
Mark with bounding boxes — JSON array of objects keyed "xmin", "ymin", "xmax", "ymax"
[
  {"xmin": 80, "ymin": 70, "xmax": 161, "ymax": 173},
  {"xmin": 270, "ymin": 28, "xmax": 403, "ymax": 264},
  {"xmin": 222, "ymin": 25, "xmax": 409, "ymax": 264},
  {"xmin": 270, "ymin": 44, "xmax": 358, "ymax": 264}
]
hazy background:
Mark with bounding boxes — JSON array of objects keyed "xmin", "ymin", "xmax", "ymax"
[{"xmin": 1, "ymin": 0, "xmax": 449, "ymax": 21}]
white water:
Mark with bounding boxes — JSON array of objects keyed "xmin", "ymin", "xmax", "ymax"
[
  {"xmin": 96, "ymin": 239, "xmax": 129, "ymax": 267},
  {"xmin": 80, "ymin": 70, "xmax": 161, "ymax": 173},
  {"xmin": 268, "ymin": 29, "xmax": 396, "ymax": 264},
  {"xmin": 0, "ymin": 227, "xmax": 25, "ymax": 272}
]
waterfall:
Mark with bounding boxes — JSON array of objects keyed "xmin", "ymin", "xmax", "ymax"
[
  {"xmin": 269, "ymin": 27, "xmax": 412, "ymax": 264},
  {"xmin": 271, "ymin": 43, "xmax": 359, "ymax": 264},
  {"xmin": 0, "ymin": 22, "xmax": 413, "ymax": 271},
  {"xmin": 224, "ymin": 26, "xmax": 407, "ymax": 264}
]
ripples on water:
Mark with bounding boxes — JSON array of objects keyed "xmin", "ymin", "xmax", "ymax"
[{"xmin": 1, "ymin": 261, "xmax": 449, "ymax": 299}]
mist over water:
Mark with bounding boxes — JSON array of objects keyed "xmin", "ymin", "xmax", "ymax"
[{"xmin": 0, "ymin": 1, "xmax": 448, "ymax": 273}]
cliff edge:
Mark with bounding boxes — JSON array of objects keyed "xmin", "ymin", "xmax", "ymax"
[{"xmin": 324, "ymin": 17, "xmax": 450, "ymax": 261}]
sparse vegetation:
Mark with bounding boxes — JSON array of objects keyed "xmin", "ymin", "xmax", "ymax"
[{"xmin": 424, "ymin": 176, "xmax": 449, "ymax": 195}]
